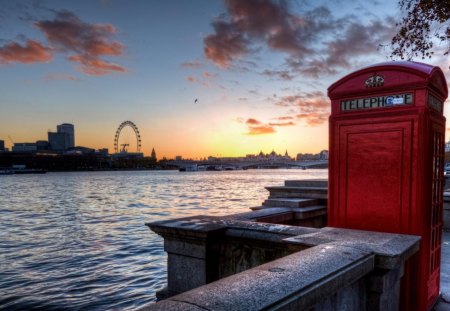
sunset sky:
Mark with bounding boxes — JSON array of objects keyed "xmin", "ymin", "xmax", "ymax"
[{"xmin": 1, "ymin": 0, "xmax": 449, "ymax": 159}]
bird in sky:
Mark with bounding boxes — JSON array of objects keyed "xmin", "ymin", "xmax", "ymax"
[{"xmin": 194, "ymin": 98, "xmax": 198, "ymax": 103}]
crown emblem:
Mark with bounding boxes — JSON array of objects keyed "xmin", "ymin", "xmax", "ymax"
[{"xmin": 365, "ymin": 73, "xmax": 384, "ymax": 88}]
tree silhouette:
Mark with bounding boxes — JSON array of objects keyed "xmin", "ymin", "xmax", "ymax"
[{"xmin": 392, "ymin": 0, "xmax": 450, "ymax": 59}]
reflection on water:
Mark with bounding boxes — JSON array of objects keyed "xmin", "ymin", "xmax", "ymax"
[{"xmin": 0, "ymin": 169, "xmax": 327, "ymax": 310}]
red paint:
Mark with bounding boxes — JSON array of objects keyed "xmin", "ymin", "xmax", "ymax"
[{"xmin": 328, "ymin": 61, "xmax": 448, "ymax": 311}]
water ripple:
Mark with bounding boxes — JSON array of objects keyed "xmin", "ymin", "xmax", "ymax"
[{"xmin": 0, "ymin": 169, "xmax": 326, "ymax": 310}]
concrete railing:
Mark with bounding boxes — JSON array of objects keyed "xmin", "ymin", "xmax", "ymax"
[{"xmin": 142, "ymin": 217, "xmax": 419, "ymax": 311}]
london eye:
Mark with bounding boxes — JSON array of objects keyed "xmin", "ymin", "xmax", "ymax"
[{"xmin": 114, "ymin": 121, "xmax": 142, "ymax": 153}]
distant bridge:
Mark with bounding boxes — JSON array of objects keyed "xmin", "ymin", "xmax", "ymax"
[{"xmin": 166, "ymin": 160, "xmax": 328, "ymax": 170}]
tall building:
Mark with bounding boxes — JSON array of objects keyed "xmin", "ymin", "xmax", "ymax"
[
  {"xmin": 0, "ymin": 140, "xmax": 4, "ymax": 152},
  {"xmin": 48, "ymin": 132, "xmax": 67, "ymax": 151},
  {"xmin": 151, "ymin": 147, "xmax": 157, "ymax": 161},
  {"xmin": 57, "ymin": 123, "xmax": 75, "ymax": 148},
  {"xmin": 48, "ymin": 123, "xmax": 75, "ymax": 151}
]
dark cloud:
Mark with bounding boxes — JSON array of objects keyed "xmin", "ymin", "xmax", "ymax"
[
  {"xmin": 0, "ymin": 39, "xmax": 52, "ymax": 64},
  {"xmin": 324, "ymin": 18, "xmax": 396, "ymax": 68},
  {"xmin": 35, "ymin": 10, "xmax": 126, "ymax": 75},
  {"xmin": 204, "ymin": 19, "xmax": 248, "ymax": 68},
  {"xmin": 204, "ymin": 1, "xmax": 338, "ymax": 69},
  {"xmin": 285, "ymin": 17, "xmax": 396, "ymax": 77},
  {"xmin": 262, "ymin": 69, "xmax": 294, "ymax": 80},
  {"xmin": 205, "ymin": 0, "xmax": 395, "ymax": 78}
]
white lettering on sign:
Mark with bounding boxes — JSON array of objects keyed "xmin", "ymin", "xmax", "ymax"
[{"xmin": 340, "ymin": 93, "xmax": 413, "ymax": 111}]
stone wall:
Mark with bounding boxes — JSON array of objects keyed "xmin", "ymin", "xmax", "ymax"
[{"xmin": 142, "ymin": 223, "xmax": 419, "ymax": 311}]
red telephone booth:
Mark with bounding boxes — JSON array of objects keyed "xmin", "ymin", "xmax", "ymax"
[{"xmin": 328, "ymin": 61, "xmax": 448, "ymax": 311}]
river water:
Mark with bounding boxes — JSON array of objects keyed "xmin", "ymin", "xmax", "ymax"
[{"xmin": 0, "ymin": 169, "xmax": 327, "ymax": 310}]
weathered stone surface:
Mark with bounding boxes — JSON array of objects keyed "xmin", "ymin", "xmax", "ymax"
[
  {"xmin": 266, "ymin": 186, "xmax": 328, "ymax": 199},
  {"xmin": 168, "ymin": 254, "xmax": 207, "ymax": 293},
  {"xmin": 221, "ymin": 207, "xmax": 292, "ymax": 220},
  {"xmin": 140, "ymin": 300, "xmax": 205, "ymax": 311},
  {"xmin": 284, "ymin": 179, "xmax": 328, "ymax": 188},
  {"xmin": 226, "ymin": 205, "xmax": 327, "ymax": 227},
  {"xmin": 147, "ymin": 216, "xmax": 227, "ymax": 239},
  {"xmin": 144, "ymin": 244, "xmax": 374, "ymax": 311},
  {"xmin": 284, "ymin": 227, "xmax": 420, "ymax": 269},
  {"xmin": 262, "ymin": 197, "xmax": 321, "ymax": 208}
]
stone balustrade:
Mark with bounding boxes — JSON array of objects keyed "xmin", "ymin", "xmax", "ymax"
[{"xmin": 142, "ymin": 217, "xmax": 419, "ymax": 311}]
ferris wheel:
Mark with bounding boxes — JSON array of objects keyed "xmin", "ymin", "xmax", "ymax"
[{"xmin": 114, "ymin": 121, "xmax": 142, "ymax": 153}]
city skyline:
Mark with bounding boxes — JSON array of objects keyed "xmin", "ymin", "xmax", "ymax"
[
  {"xmin": 1, "ymin": 1, "xmax": 449, "ymax": 158},
  {"xmin": 0, "ymin": 120, "xmax": 328, "ymax": 159}
]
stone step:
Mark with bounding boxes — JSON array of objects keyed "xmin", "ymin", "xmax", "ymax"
[
  {"xmin": 262, "ymin": 197, "xmax": 321, "ymax": 208},
  {"xmin": 284, "ymin": 179, "xmax": 328, "ymax": 188},
  {"xmin": 266, "ymin": 186, "xmax": 328, "ymax": 199}
]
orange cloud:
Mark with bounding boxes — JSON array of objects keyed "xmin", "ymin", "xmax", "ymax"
[
  {"xmin": 243, "ymin": 117, "xmax": 294, "ymax": 135},
  {"xmin": 272, "ymin": 116, "xmax": 294, "ymax": 121},
  {"xmin": 186, "ymin": 75, "xmax": 210, "ymax": 88},
  {"xmin": 246, "ymin": 118, "xmax": 261, "ymax": 125},
  {"xmin": 0, "ymin": 40, "xmax": 52, "ymax": 64},
  {"xmin": 296, "ymin": 112, "xmax": 329, "ymax": 126},
  {"xmin": 247, "ymin": 125, "xmax": 276, "ymax": 135},
  {"xmin": 269, "ymin": 121, "xmax": 295, "ymax": 126},
  {"xmin": 274, "ymin": 91, "xmax": 330, "ymax": 126},
  {"xmin": 68, "ymin": 55, "xmax": 126, "ymax": 76},
  {"xmin": 203, "ymin": 71, "xmax": 217, "ymax": 78}
]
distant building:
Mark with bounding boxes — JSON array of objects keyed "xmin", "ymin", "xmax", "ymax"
[
  {"xmin": 112, "ymin": 152, "xmax": 144, "ymax": 159},
  {"xmin": 64, "ymin": 146, "xmax": 95, "ymax": 155},
  {"xmin": 296, "ymin": 151, "xmax": 328, "ymax": 161},
  {"xmin": 319, "ymin": 150, "xmax": 329, "ymax": 160},
  {"xmin": 36, "ymin": 140, "xmax": 49, "ymax": 151},
  {"xmin": 175, "ymin": 155, "xmax": 182, "ymax": 161},
  {"xmin": 57, "ymin": 123, "xmax": 75, "ymax": 148},
  {"xmin": 151, "ymin": 148, "xmax": 157, "ymax": 161},
  {"xmin": 48, "ymin": 132, "xmax": 67, "ymax": 151},
  {"xmin": 97, "ymin": 148, "xmax": 109, "ymax": 156},
  {"xmin": 0, "ymin": 140, "xmax": 4, "ymax": 152},
  {"xmin": 48, "ymin": 123, "xmax": 75, "ymax": 151},
  {"xmin": 12, "ymin": 142, "xmax": 37, "ymax": 152}
]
